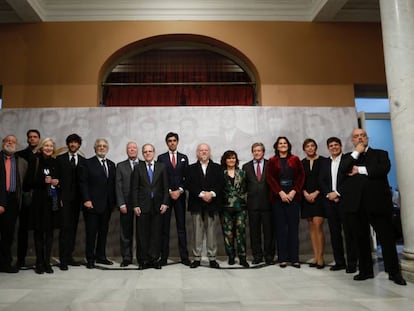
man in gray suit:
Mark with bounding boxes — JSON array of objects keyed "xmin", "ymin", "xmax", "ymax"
[
  {"xmin": 242, "ymin": 142, "xmax": 274, "ymax": 265},
  {"xmin": 115, "ymin": 142, "xmax": 140, "ymax": 267}
]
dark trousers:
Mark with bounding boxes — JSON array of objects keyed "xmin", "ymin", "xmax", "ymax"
[
  {"xmin": 0, "ymin": 193, "xmax": 19, "ymax": 267},
  {"xmin": 273, "ymin": 200, "xmax": 300, "ymax": 263},
  {"xmin": 136, "ymin": 201, "xmax": 162, "ymax": 264},
  {"xmin": 83, "ymin": 208, "xmax": 112, "ymax": 263},
  {"xmin": 347, "ymin": 206, "xmax": 400, "ymax": 276},
  {"xmin": 325, "ymin": 200, "xmax": 357, "ymax": 267},
  {"xmin": 59, "ymin": 199, "xmax": 81, "ymax": 264},
  {"xmin": 161, "ymin": 197, "xmax": 188, "ymax": 262},
  {"xmin": 34, "ymin": 229, "xmax": 53, "ymax": 267},
  {"xmin": 120, "ymin": 208, "xmax": 134, "ymax": 261},
  {"xmin": 17, "ymin": 195, "xmax": 30, "ymax": 263},
  {"xmin": 248, "ymin": 209, "xmax": 274, "ymax": 261}
]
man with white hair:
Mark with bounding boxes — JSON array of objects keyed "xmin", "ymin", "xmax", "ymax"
[
  {"xmin": 0, "ymin": 135, "xmax": 27, "ymax": 273},
  {"xmin": 80, "ymin": 138, "xmax": 116, "ymax": 269}
]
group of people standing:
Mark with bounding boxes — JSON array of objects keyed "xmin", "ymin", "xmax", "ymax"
[{"xmin": 0, "ymin": 128, "xmax": 406, "ymax": 286}]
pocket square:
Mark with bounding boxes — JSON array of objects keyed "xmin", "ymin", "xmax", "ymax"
[{"xmin": 180, "ymin": 158, "xmax": 186, "ymax": 162}]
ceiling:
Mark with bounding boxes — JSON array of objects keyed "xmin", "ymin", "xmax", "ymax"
[{"xmin": 0, "ymin": 0, "xmax": 380, "ymax": 23}]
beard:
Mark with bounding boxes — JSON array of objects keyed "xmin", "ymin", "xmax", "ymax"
[{"xmin": 3, "ymin": 145, "xmax": 17, "ymax": 154}]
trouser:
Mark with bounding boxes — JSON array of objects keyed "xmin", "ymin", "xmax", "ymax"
[
  {"xmin": 248, "ymin": 209, "xmax": 274, "ymax": 261},
  {"xmin": 191, "ymin": 211, "xmax": 219, "ymax": 260},
  {"xmin": 0, "ymin": 193, "xmax": 18, "ymax": 267},
  {"xmin": 222, "ymin": 209, "xmax": 247, "ymax": 258}
]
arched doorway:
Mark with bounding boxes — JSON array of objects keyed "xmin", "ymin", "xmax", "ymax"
[{"xmin": 101, "ymin": 34, "xmax": 258, "ymax": 106}]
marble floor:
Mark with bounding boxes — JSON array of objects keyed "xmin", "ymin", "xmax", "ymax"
[{"xmin": 0, "ymin": 256, "xmax": 412, "ymax": 311}]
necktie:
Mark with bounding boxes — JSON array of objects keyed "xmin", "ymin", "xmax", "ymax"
[
  {"xmin": 171, "ymin": 153, "xmax": 176, "ymax": 168},
  {"xmin": 5, "ymin": 156, "xmax": 11, "ymax": 191},
  {"xmin": 70, "ymin": 155, "xmax": 76, "ymax": 167},
  {"xmin": 102, "ymin": 159, "xmax": 108, "ymax": 177},
  {"xmin": 132, "ymin": 160, "xmax": 137, "ymax": 169},
  {"xmin": 148, "ymin": 163, "xmax": 153, "ymax": 183},
  {"xmin": 256, "ymin": 162, "xmax": 262, "ymax": 181}
]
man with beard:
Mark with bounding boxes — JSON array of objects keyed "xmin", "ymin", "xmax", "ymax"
[
  {"xmin": 56, "ymin": 134, "xmax": 86, "ymax": 270},
  {"xmin": 0, "ymin": 135, "xmax": 27, "ymax": 273},
  {"xmin": 79, "ymin": 138, "xmax": 116, "ymax": 269}
]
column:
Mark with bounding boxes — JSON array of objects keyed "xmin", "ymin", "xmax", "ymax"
[{"xmin": 379, "ymin": 0, "xmax": 414, "ymax": 282}]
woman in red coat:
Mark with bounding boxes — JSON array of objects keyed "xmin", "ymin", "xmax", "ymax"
[{"xmin": 266, "ymin": 136, "xmax": 305, "ymax": 268}]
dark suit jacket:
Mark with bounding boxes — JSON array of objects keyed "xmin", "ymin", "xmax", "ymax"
[
  {"xmin": 0, "ymin": 151, "xmax": 27, "ymax": 209},
  {"xmin": 56, "ymin": 152, "xmax": 86, "ymax": 202},
  {"xmin": 79, "ymin": 156, "xmax": 116, "ymax": 214},
  {"xmin": 116, "ymin": 159, "xmax": 141, "ymax": 208},
  {"xmin": 157, "ymin": 151, "xmax": 188, "ymax": 192},
  {"xmin": 338, "ymin": 147, "xmax": 393, "ymax": 215},
  {"xmin": 242, "ymin": 159, "xmax": 271, "ymax": 211},
  {"xmin": 130, "ymin": 161, "xmax": 169, "ymax": 213},
  {"xmin": 185, "ymin": 160, "xmax": 224, "ymax": 213},
  {"xmin": 319, "ymin": 155, "xmax": 345, "ymax": 199}
]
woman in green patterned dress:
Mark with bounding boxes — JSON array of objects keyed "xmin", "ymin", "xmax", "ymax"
[{"xmin": 220, "ymin": 150, "xmax": 249, "ymax": 267}]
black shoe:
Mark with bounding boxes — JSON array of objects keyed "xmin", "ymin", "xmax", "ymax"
[
  {"xmin": 292, "ymin": 262, "xmax": 301, "ymax": 269},
  {"xmin": 0, "ymin": 265, "xmax": 19, "ymax": 273},
  {"xmin": 252, "ymin": 258, "xmax": 263, "ymax": 265},
  {"xmin": 316, "ymin": 263, "xmax": 325, "ymax": 269},
  {"xmin": 346, "ymin": 265, "xmax": 357, "ymax": 273},
  {"xmin": 265, "ymin": 259, "xmax": 275, "ymax": 265},
  {"xmin": 239, "ymin": 258, "xmax": 250, "ymax": 268},
  {"xmin": 153, "ymin": 261, "xmax": 162, "ymax": 269},
  {"xmin": 120, "ymin": 260, "xmax": 132, "ymax": 267},
  {"xmin": 96, "ymin": 258, "xmax": 113, "ymax": 265},
  {"xmin": 181, "ymin": 259, "xmax": 191, "ymax": 266},
  {"xmin": 279, "ymin": 262, "xmax": 287, "ymax": 268},
  {"xmin": 330, "ymin": 264, "xmax": 346, "ymax": 271},
  {"xmin": 190, "ymin": 260, "xmax": 201, "ymax": 268},
  {"xmin": 67, "ymin": 259, "xmax": 81, "ymax": 266},
  {"xmin": 389, "ymin": 273, "xmax": 407, "ymax": 286},
  {"xmin": 353, "ymin": 273, "xmax": 374, "ymax": 281},
  {"xmin": 309, "ymin": 262, "xmax": 317, "ymax": 268},
  {"xmin": 35, "ymin": 265, "xmax": 44, "ymax": 274},
  {"xmin": 138, "ymin": 263, "xmax": 145, "ymax": 270},
  {"xmin": 60, "ymin": 263, "xmax": 68, "ymax": 271},
  {"xmin": 159, "ymin": 260, "xmax": 168, "ymax": 266},
  {"xmin": 86, "ymin": 262, "xmax": 95, "ymax": 269},
  {"xmin": 45, "ymin": 265, "xmax": 54, "ymax": 274},
  {"xmin": 228, "ymin": 257, "xmax": 235, "ymax": 265},
  {"xmin": 209, "ymin": 260, "xmax": 220, "ymax": 269}
]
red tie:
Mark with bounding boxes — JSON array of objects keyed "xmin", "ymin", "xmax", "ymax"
[
  {"xmin": 171, "ymin": 153, "xmax": 176, "ymax": 168},
  {"xmin": 5, "ymin": 156, "xmax": 11, "ymax": 191},
  {"xmin": 256, "ymin": 163, "xmax": 262, "ymax": 181}
]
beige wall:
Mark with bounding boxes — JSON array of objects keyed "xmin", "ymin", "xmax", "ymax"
[{"xmin": 0, "ymin": 21, "xmax": 385, "ymax": 108}]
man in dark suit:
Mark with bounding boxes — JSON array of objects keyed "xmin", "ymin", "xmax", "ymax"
[
  {"xmin": 79, "ymin": 138, "xmax": 116, "ymax": 269},
  {"xmin": 15, "ymin": 129, "xmax": 40, "ymax": 268},
  {"xmin": 339, "ymin": 128, "xmax": 406, "ymax": 285},
  {"xmin": 130, "ymin": 143, "xmax": 169, "ymax": 270},
  {"xmin": 242, "ymin": 142, "xmax": 274, "ymax": 265},
  {"xmin": 319, "ymin": 137, "xmax": 357, "ymax": 273},
  {"xmin": 115, "ymin": 141, "xmax": 139, "ymax": 267},
  {"xmin": 185, "ymin": 143, "xmax": 224, "ymax": 269},
  {"xmin": 157, "ymin": 132, "xmax": 190, "ymax": 266},
  {"xmin": 0, "ymin": 135, "xmax": 27, "ymax": 273},
  {"xmin": 56, "ymin": 133, "xmax": 85, "ymax": 270}
]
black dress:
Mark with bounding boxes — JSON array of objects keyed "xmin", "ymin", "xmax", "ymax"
[{"xmin": 301, "ymin": 156, "xmax": 325, "ymax": 219}]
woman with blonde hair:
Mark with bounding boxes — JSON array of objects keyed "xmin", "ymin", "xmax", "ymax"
[{"xmin": 25, "ymin": 138, "xmax": 60, "ymax": 274}]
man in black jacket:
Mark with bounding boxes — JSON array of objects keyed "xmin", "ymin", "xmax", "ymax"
[{"xmin": 185, "ymin": 143, "xmax": 224, "ymax": 269}]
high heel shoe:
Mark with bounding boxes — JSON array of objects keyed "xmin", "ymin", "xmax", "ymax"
[{"xmin": 316, "ymin": 262, "xmax": 325, "ymax": 269}]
